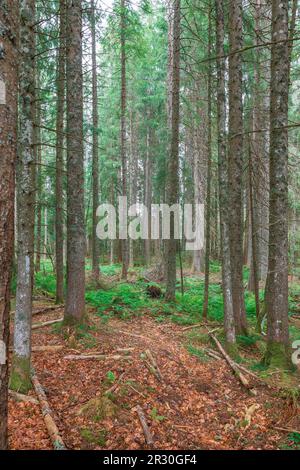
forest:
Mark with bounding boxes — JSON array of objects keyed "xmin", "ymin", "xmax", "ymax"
[{"xmin": 0, "ymin": 0, "xmax": 300, "ymax": 454}]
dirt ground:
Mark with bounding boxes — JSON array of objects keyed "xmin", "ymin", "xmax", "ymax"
[{"xmin": 8, "ymin": 302, "xmax": 299, "ymax": 450}]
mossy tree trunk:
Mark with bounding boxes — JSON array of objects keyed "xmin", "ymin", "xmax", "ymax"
[
  {"xmin": 11, "ymin": 0, "xmax": 36, "ymax": 395},
  {"xmin": 264, "ymin": 0, "xmax": 291, "ymax": 368}
]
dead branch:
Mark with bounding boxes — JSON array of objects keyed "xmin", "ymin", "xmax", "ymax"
[
  {"xmin": 63, "ymin": 354, "xmax": 131, "ymax": 361},
  {"xmin": 135, "ymin": 405, "xmax": 154, "ymax": 446},
  {"xmin": 31, "ymin": 367, "xmax": 66, "ymax": 450},
  {"xmin": 208, "ymin": 331, "xmax": 250, "ymax": 389},
  {"xmin": 145, "ymin": 349, "xmax": 163, "ymax": 382},
  {"xmin": 32, "ymin": 318, "xmax": 63, "ymax": 330},
  {"xmin": 9, "ymin": 390, "xmax": 39, "ymax": 405}
]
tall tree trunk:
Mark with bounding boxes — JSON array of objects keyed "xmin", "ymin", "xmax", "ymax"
[
  {"xmin": 215, "ymin": 0, "xmax": 235, "ymax": 347},
  {"xmin": 202, "ymin": 1, "xmax": 212, "ymax": 319},
  {"xmin": 55, "ymin": 0, "xmax": 66, "ymax": 304},
  {"xmin": 11, "ymin": 0, "xmax": 36, "ymax": 394},
  {"xmin": 165, "ymin": 0, "xmax": 181, "ymax": 301},
  {"xmin": 91, "ymin": 0, "xmax": 100, "ymax": 281},
  {"xmin": 0, "ymin": 0, "xmax": 18, "ymax": 449},
  {"xmin": 228, "ymin": 0, "xmax": 247, "ymax": 335},
  {"xmin": 120, "ymin": 0, "xmax": 128, "ymax": 279},
  {"xmin": 35, "ymin": 75, "xmax": 42, "ymax": 273},
  {"xmin": 64, "ymin": 0, "xmax": 86, "ymax": 323},
  {"xmin": 264, "ymin": 0, "xmax": 290, "ymax": 367},
  {"xmin": 145, "ymin": 125, "xmax": 152, "ymax": 266}
]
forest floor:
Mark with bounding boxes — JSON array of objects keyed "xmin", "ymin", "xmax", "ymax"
[{"xmin": 7, "ymin": 265, "xmax": 300, "ymax": 450}]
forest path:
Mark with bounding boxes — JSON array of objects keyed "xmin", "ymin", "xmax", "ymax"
[{"xmin": 8, "ymin": 302, "xmax": 288, "ymax": 449}]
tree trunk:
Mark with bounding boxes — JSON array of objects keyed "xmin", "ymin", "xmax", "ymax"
[
  {"xmin": 264, "ymin": 0, "xmax": 290, "ymax": 367},
  {"xmin": 202, "ymin": 1, "xmax": 212, "ymax": 319},
  {"xmin": 120, "ymin": 0, "xmax": 129, "ymax": 279},
  {"xmin": 55, "ymin": 0, "xmax": 66, "ymax": 304},
  {"xmin": 11, "ymin": 0, "xmax": 36, "ymax": 394},
  {"xmin": 91, "ymin": 0, "xmax": 100, "ymax": 281},
  {"xmin": 64, "ymin": 0, "xmax": 86, "ymax": 323},
  {"xmin": 215, "ymin": 0, "xmax": 235, "ymax": 347},
  {"xmin": 165, "ymin": 0, "xmax": 181, "ymax": 301},
  {"xmin": 0, "ymin": 0, "xmax": 18, "ymax": 449},
  {"xmin": 228, "ymin": 0, "xmax": 247, "ymax": 335}
]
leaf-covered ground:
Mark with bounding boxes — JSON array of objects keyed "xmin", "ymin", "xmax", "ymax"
[{"xmin": 8, "ymin": 298, "xmax": 300, "ymax": 450}]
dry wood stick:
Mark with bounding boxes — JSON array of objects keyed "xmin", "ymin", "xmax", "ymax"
[
  {"xmin": 31, "ymin": 368, "xmax": 66, "ymax": 450},
  {"xmin": 136, "ymin": 405, "xmax": 154, "ymax": 446},
  {"xmin": 9, "ymin": 390, "xmax": 39, "ymax": 405},
  {"xmin": 32, "ymin": 318, "xmax": 63, "ymax": 330},
  {"xmin": 145, "ymin": 349, "xmax": 163, "ymax": 382},
  {"xmin": 208, "ymin": 331, "xmax": 250, "ymax": 388},
  {"xmin": 63, "ymin": 354, "xmax": 131, "ymax": 361}
]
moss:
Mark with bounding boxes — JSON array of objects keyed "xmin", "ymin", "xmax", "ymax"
[
  {"xmin": 224, "ymin": 341, "xmax": 240, "ymax": 360},
  {"xmin": 9, "ymin": 355, "xmax": 32, "ymax": 394},
  {"xmin": 262, "ymin": 341, "xmax": 293, "ymax": 370},
  {"xmin": 78, "ymin": 395, "xmax": 118, "ymax": 422}
]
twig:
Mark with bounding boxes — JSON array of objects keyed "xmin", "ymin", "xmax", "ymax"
[{"xmin": 32, "ymin": 318, "xmax": 63, "ymax": 330}]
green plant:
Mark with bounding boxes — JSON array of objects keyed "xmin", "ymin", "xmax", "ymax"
[{"xmin": 150, "ymin": 407, "xmax": 165, "ymax": 422}]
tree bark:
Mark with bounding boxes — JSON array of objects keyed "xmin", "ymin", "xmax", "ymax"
[
  {"xmin": 264, "ymin": 0, "xmax": 290, "ymax": 367},
  {"xmin": 215, "ymin": 0, "xmax": 235, "ymax": 346},
  {"xmin": 55, "ymin": 0, "xmax": 66, "ymax": 304},
  {"xmin": 120, "ymin": 0, "xmax": 129, "ymax": 280},
  {"xmin": 228, "ymin": 0, "xmax": 247, "ymax": 335},
  {"xmin": 0, "ymin": 0, "xmax": 18, "ymax": 448},
  {"xmin": 11, "ymin": 0, "xmax": 36, "ymax": 395},
  {"xmin": 64, "ymin": 0, "xmax": 86, "ymax": 323},
  {"xmin": 202, "ymin": 1, "xmax": 212, "ymax": 319},
  {"xmin": 91, "ymin": 0, "xmax": 100, "ymax": 281},
  {"xmin": 165, "ymin": 0, "xmax": 181, "ymax": 301}
]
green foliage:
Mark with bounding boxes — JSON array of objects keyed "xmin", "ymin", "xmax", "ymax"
[
  {"xmin": 150, "ymin": 407, "xmax": 165, "ymax": 422},
  {"xmin": 187, "ymin": 345, "xmax": 209, "ymax": 362},
  {"xmin": 106, "ymin": 371, "xmax": 116, "ymax": 384}
]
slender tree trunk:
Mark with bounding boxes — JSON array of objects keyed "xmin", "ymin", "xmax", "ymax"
[
  {"xmin": 264, "ymin": 0, "xmax": 290, "ymax": 367},
  {"xmin": 64, "ymin": 0, "xmax": 86, "ymax": 323},
  {"xmin": 91, "ymin": 0, "xmax": 100, "ymax": 280},
  {"xmin": 55, "ymin": 0, "xmax": 66, "ymax": 304},
  {"xmin": 0, "ymin": 0, "xmax": 18, "ymax": 448},
  {"xmin": 120, "ymin": 0, "xmax": 129, "ymax": 279},
  {"xmin": 202, "ymin": 1, "xmax": 212, "ymax": 319},
  {"xmin": 165, "ymin": 0, "xmax": 181, "ymax": 301},
  {"xmin": 228, "ymin": 0, "xmax": 247, "ymax": 335},
  {"xmin": 145, "ymin": 125, "xmax": 152, "ymax": 266},
  {"xmin": 215, "ymin": 0, "xmax": 235, "ymax": 347},
  {"xmin": 11, "ymin": 0, "xmax": 36, "ymax": 394},
  {"xmin": 35, "ymin": 76, "xmax": 42, "ymax": 273}
]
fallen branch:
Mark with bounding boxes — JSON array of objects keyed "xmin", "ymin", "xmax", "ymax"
[
  {"xmin": 32, "ymin": 318, "xmax": 63, "ymax": 330},
  {"xmin": 32, "ymin": 305, "xmax": 64, "ymax": 316},
  {"xmin": 145, "ymin": 349, "xmax": 163, "ymax": 382},
  {"xmin": 64, "ymin": 354, "xmax": 131, "ymax": 361},
  {"xmin": 9, "ymin": 390, "xmax": 39, "ymax": 405},
  {"xmin": 10, "ymin": 345, "xmax": 64, "ymax": 353},
  {"xmin": 31, "ymin": 367, "xmax": 66, "ymax": 450},
  {"xmin": 135, "ymin": 405, "xmax": 154, "ymax": 446},
  {"xmin": 105, "ymin": 372, "xmax": 125, "ymax": 395},
  {"xmin": 208, "ymin": 331, "xmax": 250, "ymax": 389},
  {"xmin": 274, "ymin": 426, "xmax": 300, "ymax": 434},
  {"xmin": 118, "ymin": 330, "xmax": 149, "ymax": 341}
]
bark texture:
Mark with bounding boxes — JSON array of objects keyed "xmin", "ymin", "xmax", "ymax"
[
  {"xmin": 215, "ymin": 0, "xmax": 235, "ymax": 346},
  {"xmin": 165, "ymin": 0, "xmax": 181, "ymax": 301},
  {"xmin": 55, "ymin": 0, "xmax": 66, "ymax": 304},
  {"xmin": 64, "ymin": 0, "xmax": 86, "ymax": 323},
  {"xmin": 0, "ymin": 0, "xmax": 18, "ymax": 449},
  {"xmin": 264, "ymin": 0, "xmax": 290, "ymax": 367},
  {"xmin": 228, "ymin": 0, "xmax": 247, "ymax": 334},
  {"xmin": 11, "ymin": 0, "xmax": 36, "ymax": 394}
]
